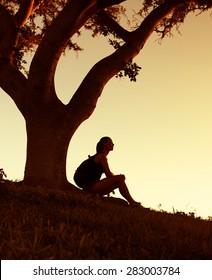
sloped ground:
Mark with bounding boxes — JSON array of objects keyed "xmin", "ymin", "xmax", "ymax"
[{"xmin": 0, "ymin": 182, "xmax": 211, "ymax": 259}]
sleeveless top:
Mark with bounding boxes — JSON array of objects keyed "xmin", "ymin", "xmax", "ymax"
[{"xmin": 74, "ymin": 155, "xmax": 104, "ymax": 189}]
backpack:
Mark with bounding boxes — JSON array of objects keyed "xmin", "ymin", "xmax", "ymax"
[{"xmin": 74, "ymin": 155, "xmax": 103, "ymax": 188}]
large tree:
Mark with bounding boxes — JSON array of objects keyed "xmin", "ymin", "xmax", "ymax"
[{"xmin": 0, "ymin": 0, "xmax": 211, "ymax": 188}]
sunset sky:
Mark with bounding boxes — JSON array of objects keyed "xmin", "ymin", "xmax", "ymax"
[{"xmin": 0, "ymin": 1, "xmax": 212, "ymax": 218}]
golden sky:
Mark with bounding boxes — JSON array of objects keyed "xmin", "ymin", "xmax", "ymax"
[{"xmin": 0, "ymin": 1, "xmax": 212, "ymax": 218}]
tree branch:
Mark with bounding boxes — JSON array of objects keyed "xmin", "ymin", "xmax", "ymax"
[
  {"xmin": 0, "ymin": 62, "xmax": 28, "ymax": 116},
  {"xmin": 68, "ymin": 0, "xmax": 186, "ymax": 121},
  {"xmin": 28, "ymin": 0, "xmax": 98, "ymax": 102},
  {"xmin": 14, "ymin": 0, "xmax": 34, "ymax": 28},
  {"xmin": 0, "ymin": 4, "xmax": 28, "ymax": 116},
  {"xmin": 97, "ymin": 10, "xmax": 130, "ymax": 41},
  {"xmin": 0, "ymin": 5, "xmax": 18, "ymax": 62},
  {"xmin": 33, "ymin": 0, "xmax": 45, "ymax": 11},
  {"xmin": 131, "ymin": 0, "xmax": 186, "ymax": 45}
]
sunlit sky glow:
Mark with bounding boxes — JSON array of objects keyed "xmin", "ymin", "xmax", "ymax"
[{"xmin": 0, "ymin": 1, "xmax": 212, "ymax": 218}]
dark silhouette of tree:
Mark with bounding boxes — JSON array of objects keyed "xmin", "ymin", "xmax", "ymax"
[{"xmin": 0, "ymin": 0, "xmax": 211, "ymax": 187}]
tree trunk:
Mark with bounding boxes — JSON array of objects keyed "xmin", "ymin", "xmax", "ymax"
[
  {"xmin": 23, "ymin": 95, "xmax": 76, "ymax": 187},
  {"xmin": 24, "ymin": 124, "xmax": 70, "ymax": 187}
]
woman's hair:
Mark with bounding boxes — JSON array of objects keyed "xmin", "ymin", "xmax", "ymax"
[{"xmin": 96, "ymin": 136, "xmax": 111, "ymax": 153}]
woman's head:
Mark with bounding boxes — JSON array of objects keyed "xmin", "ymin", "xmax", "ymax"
[{"xmin": 96, "ymin": 137, "xmax": 114, "ymax": 153}]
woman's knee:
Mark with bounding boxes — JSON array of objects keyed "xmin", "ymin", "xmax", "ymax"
[{"xmin": 115, "ymin": 174, "xmax": 126, "ymax": 182}]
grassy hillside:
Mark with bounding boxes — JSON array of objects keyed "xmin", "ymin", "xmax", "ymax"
[{"xmin": 0, "ymin": 182, "xmax": 211, "ymax": 259}]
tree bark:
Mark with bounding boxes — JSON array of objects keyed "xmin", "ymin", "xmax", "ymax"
[
  {"xmin": 24, "ymin": 124, "xmax": 70, "ymax": 187},
  {"xmin": 0, "ymin": 5, "xmax": 18, "ymax": 61},
  {"xmin": 0, "ymin": 5, "xmax": 27, "ymax": 115},
  {"xmin": 23, "ymin": 94, "xmax": 74, "ymax": 187},
  {"xmin": 14, "ymin": 0, "xmax": 35, "ymax": 27}
]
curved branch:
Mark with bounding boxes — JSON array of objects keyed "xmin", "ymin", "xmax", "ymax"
[
  {"xmin": 0, "ymin": 5, "xmax": 18, "ymax": 62},
  {"xmin": 28, "ymin": 0, "xmax": 97, "ymax": 102},
  {"xmin": 14, "ymin": 0, "xmax": 34, "ymax": 28},
  {"xmin": 131, "ymin": 0, "xmax": 186, "ymax": 44},
  {"xmin": 68, "ymin": 0, "xmax": 186, "ymax": 121},
  {"xmin": 0, "ymin": 62, "xmax": 28, "ymax": 116},
  {"xmin": 0, "ymin": 5, "xmax": 27, "ymax": 116}
]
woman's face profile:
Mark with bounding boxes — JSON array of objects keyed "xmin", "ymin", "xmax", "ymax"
[{"xmin": 104, "ymin": 138, "xmax": 114, "ymax": 151}]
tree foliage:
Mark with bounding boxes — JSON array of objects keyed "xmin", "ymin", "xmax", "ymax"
[
  {"xmin": 140, "ymin": 0, "xmax": 212, "ymax": 38},
  {"xmin": 2, "ymin": 0, "xmax": 211, "ymax": 79}
]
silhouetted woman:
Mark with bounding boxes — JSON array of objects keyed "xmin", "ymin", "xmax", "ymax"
[{"xmin": 74, "ymin": 136, "xmax": 141, "ymax": 206}]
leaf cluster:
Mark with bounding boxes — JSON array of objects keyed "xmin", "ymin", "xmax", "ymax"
[
  {"xmin": 116, "ymin": 59, "xmax": 142, "ymax": 82},
  {"xmin": 138, "ymin": 0, "xmax": 212, "ymax": 39},
  {"xmin": 3, "ymin": 0, "xmax": 83, "ymax": 70}
]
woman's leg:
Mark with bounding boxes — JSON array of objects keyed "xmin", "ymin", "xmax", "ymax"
[{"xmin": 90, "ymin": 175, "xmax": 138, "ymax": 204}]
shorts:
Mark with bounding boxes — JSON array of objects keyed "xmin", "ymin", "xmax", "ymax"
[
  {"xmin": 81, "ymin": 181, "xmax": 96, "ymax": 192},
  {"xmin": 74, "ymin": 174, "xmax": 96, "ymax": 191}
]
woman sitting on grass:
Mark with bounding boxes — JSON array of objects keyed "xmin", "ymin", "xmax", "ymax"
[{"xmin": 74, "ymin": 136, "xmax": 142, "ymax": 206}]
